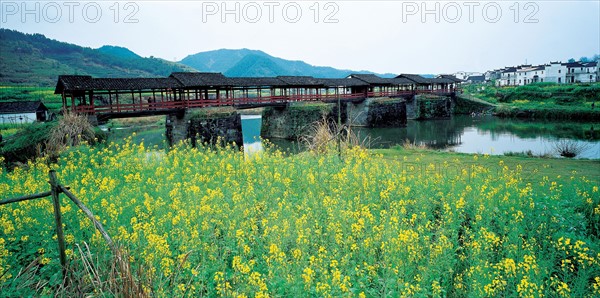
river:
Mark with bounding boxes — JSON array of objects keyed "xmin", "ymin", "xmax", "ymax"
[{"xmin": 242, "ymin": 115, "xmax": 600, "ymax": 159}]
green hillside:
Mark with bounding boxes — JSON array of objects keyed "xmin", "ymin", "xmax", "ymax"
[
  {"xmin": 224, "ymin": 54, "xmax": 289, "ymax": 77},
  {"xmin": 181, "ymin": 48, "xmax": 397, "ymax": 78},
  {"xmin": 0, "ymin": 29, "xmax": 195, "ymax": 86},
  {"xmin": 180, "ymin": 48, "xmax": 269, "ymax": 73},
  {"xmin": 96, "ymin": 45, "xmax": 141, "ymax": 59}
]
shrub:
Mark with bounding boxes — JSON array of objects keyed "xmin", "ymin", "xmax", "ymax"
[
  {"xmin": 0, "ymin": 121, "xmax": 56, "ymax": 163},
  {"xmin": 552, "ymin": 139, "xmax": 591, "ymax": 158}
]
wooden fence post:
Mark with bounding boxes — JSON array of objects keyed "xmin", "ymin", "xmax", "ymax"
[{"xmin": 49, "ymin": 170, "xmax": 67, "ymax": 277}]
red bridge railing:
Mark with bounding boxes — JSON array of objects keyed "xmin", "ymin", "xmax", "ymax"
[{"xmin": 71, "ymin": 89, "xmax": 456, "ymax": 115}]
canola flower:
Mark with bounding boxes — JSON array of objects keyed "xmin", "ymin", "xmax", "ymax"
[{"xmin": 0, "ymin": 138, "xmax": 599, "ymax": 296}]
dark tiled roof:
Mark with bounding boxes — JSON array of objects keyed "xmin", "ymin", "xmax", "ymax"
[
  {"xmin": 228, "ymin": 77, "xmax": 287, "ymax": 87},
  {"xmin": 54, "ymin": 75, "xmax": 93, "ymax": 93},
  {"xmin": 318, "ymin": 78, "xmax": 368, "ymax": 87},
  {"xmin": 564, "ymin": 61, "xmax": 598, "ymax": 68},
  {"xmin": 348, "ymin": 74, "xmax": 390, "ymax": 85},
  {"xmin": 387, "ymin": 77, "xmax": 415, "ymax": 85},
  {"xmin": 396, "ymin": 74, "xmax": 430, "ymax": 84},
  {"xmin": 466, "ymin": 75, "xmax": 485, "ymax": 82},
  {"xmin": 562, "ymin": 62, "xmax": 583, "ymax": 67},
  {"xmin": 55, "ymin": 76, "xmax": 181, "ymax": 93},
  {"xmin": 0, "ymin": 101, "xmax": 48, "ymax": 113},
  {"xmin": 89, "ymin": 78, "xmax": 181, "ymax": 90},
  {"xmin": 276, "ymin": 76, "xmax": 323, "ymax": 86},
  {"xmin": 170, "ymin": 72, "xmax": 231, "ymax": 87},
  {"xmin": 429, "ymin": 77, "xmax": 455, "ymax": 84},
  {"xmin": 437, "ymin": 74, "xmax": 463, "ymax": 83}
]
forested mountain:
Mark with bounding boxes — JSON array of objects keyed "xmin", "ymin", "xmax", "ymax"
[{"xmin": 0, "ymin": 29, "xmax": 195, "ymax": 86}]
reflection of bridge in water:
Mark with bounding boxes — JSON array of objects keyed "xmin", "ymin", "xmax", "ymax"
[{"xmin": 55, "ymin": 72, "xmax": 460, "ymax": 122}]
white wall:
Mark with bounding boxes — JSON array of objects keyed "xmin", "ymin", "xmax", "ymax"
[
  {"xmin": 543, "ymin": 63, "xmax": 566, "ymax": 84},
  {"xmin": 498, "ymin": 71, "xmax": 517, "ymax": 86},
  {"xmin": 566, "ymin": 65, "xmax": 597, "ymax": 83},
  {"xmin": 0, "ymin": 113, "xmax": 37, "ymax": 124}
]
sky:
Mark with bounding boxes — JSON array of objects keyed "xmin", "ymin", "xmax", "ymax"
[{"xmin": 1, "ymin": 0, "xmax": 599, "ymax": 75}]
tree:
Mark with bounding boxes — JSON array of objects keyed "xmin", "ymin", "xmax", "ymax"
[
  {"xmin": 593, "ymin": 54, "xmax": 600, "ymax": 62},
  {"xmin": 568, "ymin": 58, "xmax": 576, "ymax": 63},
  {"xmin": 580, "ymin": 56, "xmax": 590, "ymax": 63}
]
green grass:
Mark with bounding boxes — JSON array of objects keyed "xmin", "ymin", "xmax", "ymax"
[
  {"xmin": 0, "ymin": 123, "xmax": 30, "ymax": 138},
  {"xmin": 0, "ymin": 121, "xmax": 56, "ymax": 163},
  {"xmin": 463, "ymin": 83, "xmax": 600, "ymax": 120},
  {"xmin": 463, "ymin": 82, "xmax": 600, "ymax": 104},
  {"xmin": 374, "ymin": 146, "xmax": 600, "ymax": 182},
  {"xmin": 0, "ymin": 86, "xmax": 63, "ymax": 113}
]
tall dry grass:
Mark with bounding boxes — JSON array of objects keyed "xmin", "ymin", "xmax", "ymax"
[
  {"xmin": 46, "ymin": 111, "xmax": 96, "ymax": 157},
  {"xmin": 300, "ymin": 117, "xmax": 372, "ymax": 154}
]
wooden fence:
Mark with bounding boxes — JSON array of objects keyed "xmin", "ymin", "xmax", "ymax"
[{"xmin": 0, "ymin": 170, "xmax": 115, "ymax": 279}]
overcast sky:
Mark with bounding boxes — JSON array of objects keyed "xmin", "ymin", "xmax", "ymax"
[{"xmin": 2, "ymin": 1, "xmax": 599, "ymax": 74}]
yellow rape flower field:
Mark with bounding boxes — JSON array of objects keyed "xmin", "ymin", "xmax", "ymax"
[{"xmin": 1, "ymin": 138, "xmax": 599, "ymax": 297}]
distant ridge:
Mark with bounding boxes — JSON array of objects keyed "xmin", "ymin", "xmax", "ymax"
[
  {"xmin": 180, "ymin": 48, "xmax": 397, "ymax": 78},
  {"xmin": 0, "ymin": 29, "xmax": 195, "ymax": 86}
]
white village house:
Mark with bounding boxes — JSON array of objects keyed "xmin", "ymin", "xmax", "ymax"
[
  {"xmin": 543, "ymin": 62, "xmax": 566, "ymax": 84},
  {"xmin": 564, "ymin": 61, "xmax": 598, "ymax": 83},
  {"xmin": 495, "ymin": 61, "xmax": 598, "ymax": 86},
  {"xmin": 0, "ymin": 101, "xmax": 49, "ymax": 124}
]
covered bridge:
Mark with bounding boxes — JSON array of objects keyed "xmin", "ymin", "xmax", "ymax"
[{"xmin": 55, "ymin": 72, "xmax": 458, "ymax": 118}]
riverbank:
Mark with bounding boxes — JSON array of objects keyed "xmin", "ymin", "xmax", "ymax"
[
  {"xmin": 462, "ymin": 82, "xmax": 600, "ymax": 120},
  {"xmin": 494, "ymin": 103, "xmax": 600, "ymax": 121},
  {"xmin": 373, "ymin": 146, "xmax": 600, "ymax": 181}
]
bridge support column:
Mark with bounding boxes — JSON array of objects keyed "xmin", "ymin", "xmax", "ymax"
[
  {"xmin": 261, "ymin": 102, "xmax": 333, "ymax": 139},
  {"xmin": 166, "ymin": 108, "xmax": 243, "ymax": 147},
  {"xmin": 414, "ymin": 95, "xmax": 453, "ymax": 120},
  {"xmin": 165, "ymin": 110, "xmax": 187, "ymax": 146},
  {"xmin": 87, "ymin": 115, "xmax": 99, "ymax": 126},
  {"xmin": 347, "ymin": 97, "xmax": 407, "ymax": 127}
]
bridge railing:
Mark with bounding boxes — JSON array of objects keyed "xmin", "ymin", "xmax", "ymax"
[{"xmin": 71, "ymin": 89, "xmax": 456, "ymax": 115}]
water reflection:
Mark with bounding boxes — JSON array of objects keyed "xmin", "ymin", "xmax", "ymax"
[
  {"xmin": 241, "ymin": 115, "xmax": 600, "ymax": 159},
  {"xmin": 241, "ymin": 115, "xmax": 263, "ymax": 156}
]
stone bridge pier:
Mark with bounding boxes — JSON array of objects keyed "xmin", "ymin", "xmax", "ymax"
[{"xmin": 165, "ymin": 109, "xmax": 242, "ymax": 147}]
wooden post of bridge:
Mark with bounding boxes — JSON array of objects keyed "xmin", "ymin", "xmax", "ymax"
[
  {"xmin": 49, "ymin": 170, "xmax": 67, "ymax": 277},
  {"xmin": 337, "ymin": 93, "xmax": 342, "ymax": 160},
  {"xmin": 89, "ymin": 90, "xmax": 94, "ymax": 114}
]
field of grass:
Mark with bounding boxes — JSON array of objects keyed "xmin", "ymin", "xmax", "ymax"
[
  {"xmin": 0, "ymin": 86, "xmax": 63, "ymax": 112},
  {"xmin": 1, "ymin": 140, "xmax": 599, "ymax": 296},
  {"xmin": 0, "ymin": 123, "xmax": 30, "ymax": 138}
]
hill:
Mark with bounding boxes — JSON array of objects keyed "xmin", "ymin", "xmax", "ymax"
[
  {"xmin": 181, "ymin": 48, "xmax": 397, "ymax": 78},
  {"xmin": 179, "ymin": 49, "xmax": 269, "ymax": 73},
  {"xmin": 0, "ymin": 29, "xmax": 195, "ymax": 86},
  {"xmin": 224, "ymin": 54, "xmax": 288, "ymax": 77},
  {"xmin": 96, "ymin": 45, "xmax": 141, "ymax": 59}
]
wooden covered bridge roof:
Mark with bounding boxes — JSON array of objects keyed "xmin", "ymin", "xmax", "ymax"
[
  {"xmin": 55, "ymin": 72, "xmax": 449, "ymax": 94},
  {"xmin": 55, "ymin": 75, "xmax": 182, "ymax": 93}
]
